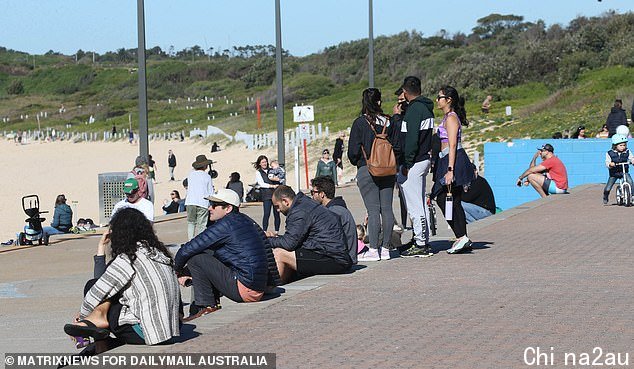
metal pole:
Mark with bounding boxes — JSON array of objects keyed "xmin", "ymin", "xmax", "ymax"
[
  {"xmin": 368, "ymin": 0, "xmax": 374, "ymax": 88},
  {"xmin": 137, "ymin": 0, "xmax": 149, "ymax": 161},
  {"xmin": 275, "ymin": 0, "xmax": 285, "ymax": 167}
]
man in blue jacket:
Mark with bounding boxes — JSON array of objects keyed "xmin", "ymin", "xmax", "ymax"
[
  {"xmin": 268, "ymin": 185, "xmax": 352, "ymax": 283},
  {"xmin": 174, "ymin": 189, "xmax": 280, "ymax": 321}
]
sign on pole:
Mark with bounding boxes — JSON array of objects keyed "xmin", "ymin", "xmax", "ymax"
[{"xmin": 293, "ymin": 105, "xmax": 314, "ymax": 123}]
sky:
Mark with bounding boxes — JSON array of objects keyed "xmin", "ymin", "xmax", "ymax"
[{"xmin": 1, "ymin": 1, "xmax": 633, "ymax": 57}]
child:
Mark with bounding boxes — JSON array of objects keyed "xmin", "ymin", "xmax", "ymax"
[
  {"xmin": 603, "ymin": 134, "xmax": 634, "ymax": 204},
  {"xmin": 356, "ymin": 224, "xmax": 368, "ymax": 254},
  {"xmin": 268, "ymin": 160, "xmax": 286, "ymax": 185}
]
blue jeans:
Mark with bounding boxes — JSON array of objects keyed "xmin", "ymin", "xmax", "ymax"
[
  {"xmin": 604, "ymin": 173, "xmax": 633, "ymax": 193},
  {"xmin": 461, "ymin": 202, "xmax": 493, "ymax": 224},
  {"xmin": 42, "ymin": 226, "xmax": 65, "ymax": 236}
]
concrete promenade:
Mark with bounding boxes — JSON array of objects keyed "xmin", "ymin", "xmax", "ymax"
[{"xmin": 1, "ymin": 183, "xmax": 633, "ymax": 368}]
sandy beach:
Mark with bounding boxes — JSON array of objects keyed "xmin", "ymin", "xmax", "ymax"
[
  {"xmin": 0, "ymin": 139, "xmax": 283, "ymax": 243},
  {"xmin": 0, "ymin": 136, "xmax": 354, "ymax": 243}
]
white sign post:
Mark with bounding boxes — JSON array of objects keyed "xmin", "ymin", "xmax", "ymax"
[{"xmin": 293, "ymin": 106, "xmax": 315, "ymax": 190}]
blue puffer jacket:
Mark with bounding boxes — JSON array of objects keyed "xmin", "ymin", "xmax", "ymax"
[
  {"xmin": 269, "ymin": 192, "xmax": 352, "ymax": 268},
  {"xmin": 51, "ymin": 203, "xmax": 73, "ymax": 232},
  {"xmin": 174, "ymin": 212, "xmax": 269, "ymax": 292}
]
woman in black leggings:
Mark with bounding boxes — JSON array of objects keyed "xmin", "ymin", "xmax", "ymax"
[{"xmin": 254, "ymin": 155, "xmax": 280, "ymax": 232}]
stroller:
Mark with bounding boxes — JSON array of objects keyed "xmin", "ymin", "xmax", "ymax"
[
  {"xmin": 245, "ymin": 183, "xmax": 263, "ymax": 203},
  {"xmin": 17, "ymin": 195, "xmax": 49, "ymax": 246}
]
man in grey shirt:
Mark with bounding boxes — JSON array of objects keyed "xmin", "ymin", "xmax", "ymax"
[{"xmin": 310, "ymin": 176, "xmax": 358, "ymax": 265}]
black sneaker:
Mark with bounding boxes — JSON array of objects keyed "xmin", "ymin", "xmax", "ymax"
[{"xmin": 400, "ymin": 244, "xmax": 433, "ymax": 258}]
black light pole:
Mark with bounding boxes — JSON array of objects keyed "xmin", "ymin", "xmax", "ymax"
[
  {"xmin": 137, "ymin": 0, "xmax": 149, "ymax": 160},
  {"xmin": 275, "ymin": 0, "xmax": 285, "ymax": 167},
  {"xmin": 368, "ymin": 0, "xmax": 374, "ymax": 88}
]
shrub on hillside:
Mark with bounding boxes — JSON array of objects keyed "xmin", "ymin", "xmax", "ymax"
[{"xmin": 7, "ymin": 79, "xmax": 24, "ymax": 95}]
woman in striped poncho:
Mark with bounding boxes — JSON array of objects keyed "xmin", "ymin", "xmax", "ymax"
[{"xmin": 64, "ymin": 207, "xmax": 180, "ymax": 350}]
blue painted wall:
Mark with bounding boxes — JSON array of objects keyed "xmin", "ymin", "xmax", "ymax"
[{"xmin": 484, "ymin": 139, "xmax": 622, "ymax": 210}]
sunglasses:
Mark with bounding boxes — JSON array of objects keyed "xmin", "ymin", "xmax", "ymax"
[
  {"xmin": 210, "ymin": 201, "xmax": 227, "ymax": 208},
  {"xmin": 125, "ymin": 191, "xmax": 138, "ymax": 197},
  {"xmin": 310, "ymin": 189, "xmax": 322, "ymax": 195},
  {"xmin": 436, "ymin": 95, "xmax": 449, "ymax": 101}
]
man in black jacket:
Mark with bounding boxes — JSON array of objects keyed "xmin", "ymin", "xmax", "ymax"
[
  {"xmin": 399, "ymin": 76, "xmax": 435, "ymax": 258},
  {"xmin": 268, "ymin": 185, "xmax": 352, "ymax": 283},
  {"xmin": 168, "ymin": 149, "xmax": 177, "ymax": 181},
  {"xmin": 606, "ymin": 99, "xmax": 628, "ymax": 137}
]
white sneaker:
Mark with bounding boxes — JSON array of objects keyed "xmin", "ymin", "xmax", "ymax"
[
  {"xmin": 358, "ymin": 248, "xmax": 380, "ymax": 262},
  {"xmin": 447, "ymin": 237, "xmax": 472, "ymax": 254},
  {"xmin": 379, "ymin": 247, "xmax": 392, "ymax": 260}
]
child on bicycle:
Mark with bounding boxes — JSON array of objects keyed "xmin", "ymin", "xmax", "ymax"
[{"xmin": 603, "ymin": 134, "xmax": 634, "ymax": 204}]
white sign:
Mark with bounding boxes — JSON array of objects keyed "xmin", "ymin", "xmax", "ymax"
[
  {"xmin": 293, "ymin": 105, "xmax": 314, "ymax": 123},
  {"xmin": 299, "ymin": 123, "xmax": 310, "ymax": 140},
  {"xmin": 505, "ymin": 106, "xmax": 512, "ymax": 116}
]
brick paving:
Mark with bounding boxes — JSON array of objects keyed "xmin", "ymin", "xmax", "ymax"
[
  {"xmin": 2, "ymin": 184, "xmax": 633, "ymax": 369},
  {"xmin": 155, "ymin": 184, "xmax": 634, "ymax": 368}
]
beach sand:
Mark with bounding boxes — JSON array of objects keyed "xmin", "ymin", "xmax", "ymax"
[{"xmin": 0, "ymin": 139, "xmax": 283, "ymax": 242}]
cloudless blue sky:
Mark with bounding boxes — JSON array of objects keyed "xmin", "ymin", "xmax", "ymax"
[{"xmin": 1, "ymin": 1, "xmax": 632, "ymax": 56}]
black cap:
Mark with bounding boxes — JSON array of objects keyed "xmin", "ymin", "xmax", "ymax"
[{"xmin": 537, "ymin": 144, "xmax": 554, "ymax": 153}]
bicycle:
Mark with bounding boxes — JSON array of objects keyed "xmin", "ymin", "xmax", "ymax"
[{"xmin": 614, "ymin": 162, "xmax": 632, "ymax": 207}]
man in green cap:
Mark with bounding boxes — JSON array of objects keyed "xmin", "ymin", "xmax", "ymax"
[{"xmin": 111, "ymin": 178, "xmax": 154, "ymax": 222}]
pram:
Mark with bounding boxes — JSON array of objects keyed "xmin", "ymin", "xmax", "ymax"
[
  {"xmin": 245, "ymin": 183, "xmax": 263, "ymax": 203},
  {"xmin": 17, "ymin": 195, "xmax": 49, "ymax": 246}
]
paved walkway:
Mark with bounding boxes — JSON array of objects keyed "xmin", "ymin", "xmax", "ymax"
[{"xmin": 1, "ymin": 184, "xmax": 633, "ymax": 368}]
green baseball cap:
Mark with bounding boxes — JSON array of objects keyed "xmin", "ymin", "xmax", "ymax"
[{"xmin": 123, "ymin": 178, "xmax": 140, "ymax": 194}]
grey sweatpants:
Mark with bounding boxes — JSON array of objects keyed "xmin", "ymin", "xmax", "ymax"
[
  {"xmin": 401, "ymin": 160, "xmax": 431, "ymax": 246},
  {"xmin": 356, "ymin": 166, "xmax": 395, "ymax": 249}
]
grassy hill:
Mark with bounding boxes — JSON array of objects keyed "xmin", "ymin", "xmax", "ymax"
[{"xmin": 0, "ymin": 11, "xmax": 633, "ymax": 150}]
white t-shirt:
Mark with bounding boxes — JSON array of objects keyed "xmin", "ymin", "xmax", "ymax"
[
  {"xmin": 185, "ymin": 170, "xmax": 214, "ymax": 208},
  {"xmin": 111, "ymin": 198, "xmax": 155, "ymax": 222}
]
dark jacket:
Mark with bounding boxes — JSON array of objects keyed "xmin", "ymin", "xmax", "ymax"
[
  {"xmin": 269, "ymin": 192, "xmax": 352, "ymax": 268},
  {"xmin": 333, "ymin": 138, "xmax": 344, "ymax": 168},
  {"xmin": 226, "ymin": 181, "xmax": 244, "ymax": 202},
  {"xmin": 168, "ymin": 154, "xmax": 176, "ymax": 168},
  {"xmin": 462, "ymin": 175, "xmax": 496, "ymax": 214},
  {"xmin": 162, "ymin": 200, "xmax": 180, "ymax": 214},
  {"xmin": 325, "ymin": 197, "xmax": 358, "ymax": 265},
  {"xmin": 401, "ymin": 96, "xmax": 435, "ymax": 168},
  {"xmin": 51, "ymin": 203, "xmax": 73, "ymax": 232},
  {"xmin": 606, "ymin": 107, "xmax": 628, "ymax": 137},
  {"xmin": 174, "ymin": 212, "xmax": 270, "ymax": 292},
  {"xmin": 608, "ymin": 149, "xmax": 631, "ymax": 178},
  {"xmin": 347, "ymin": 115, "xmax": 397, "ymax": 169}
]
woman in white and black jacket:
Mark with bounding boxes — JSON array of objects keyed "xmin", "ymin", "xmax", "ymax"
[
  {"xmin": 347, "ymin": 88, "xmax": 397, "ymax": 261},
  {"xmin": 254, "ymin": 155, "xmax": 280, "ymax": 233}
]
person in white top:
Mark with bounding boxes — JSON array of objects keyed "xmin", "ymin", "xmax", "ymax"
[
  {"xmin": 111, "ymin": 178, "xmax": 154, "ymax": 222},
  {"xmin": 185, "ymin": 155, "xmax": 214, "ymax": 239}
]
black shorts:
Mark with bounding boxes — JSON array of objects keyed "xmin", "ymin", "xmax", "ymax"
[{"xmin": 295, "ymin": 248, "xmax": 349, "ymax": 278}]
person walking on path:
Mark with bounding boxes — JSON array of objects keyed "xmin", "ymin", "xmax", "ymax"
[
  {"xmin": 347, "ymin": 88, "xmax": 396, "ymax": 261},
  {"xmin": 186, "ymin": 155, "xmax": 214, "ymax": 240},
  {"xmin": 333, "ymin": 132, "xmax": 345, "ymax": 185},
  {"xmin": 254, "ymin": 155, "xmax": 280, "ymax": 233},
  {"xmin": 432, "ymin": 85, "xmax": 475, "ymax": 254},
  {"xmin": 315, "ymin": 149, "xmax": 338, "ymax": 186},
  {"xmin": 398, "ymin": 77, "xmax": 436, "ymax": 258},
  {"xmin": 517, "ymin": 143, "xmax": 568, "ymax": 198},
  {"xmin": 43, "ymin": 194, "xmax": 73, "ymax": 238},
  {"xmin": 168, "ymin": 150, "xmax": 177, "ymax": 181},
  {"xmin": 606, "ymin": 99, "xmax": 628, "ymax": 137}
]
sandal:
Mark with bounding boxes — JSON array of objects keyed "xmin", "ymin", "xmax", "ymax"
[{"xmin": 64, "ymin": 319, "xmax": 110, "ymax": 340}]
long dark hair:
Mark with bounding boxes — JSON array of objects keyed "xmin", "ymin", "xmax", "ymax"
[
  {"xmin": 440, "ymin": 85, "xmax": 469, "ymax": 127},
  {"xmin": 109, "ymin": 207, "xmax": 173, "ymax": 265},
  {"xmin": 254, "ymin": 155, "xmax": 268, "ymax": 170},
  {"xmin": 360, "ymin": 88, "xmax": 383, "ymax": 124}
]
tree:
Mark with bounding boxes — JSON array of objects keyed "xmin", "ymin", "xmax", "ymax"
[{"xmin": 472, "ymin": 14, "xmax": 524, "ymax": 39}]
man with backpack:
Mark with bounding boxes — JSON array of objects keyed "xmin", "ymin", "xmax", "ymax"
[{"xmin": 398, "ymin": 76, "xmax": 436, "ymax": 258}]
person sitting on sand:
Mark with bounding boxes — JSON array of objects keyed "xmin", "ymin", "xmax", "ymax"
[{"xmin": 63, "ymin": 208, "xmax": 180, "ymax": 351}]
